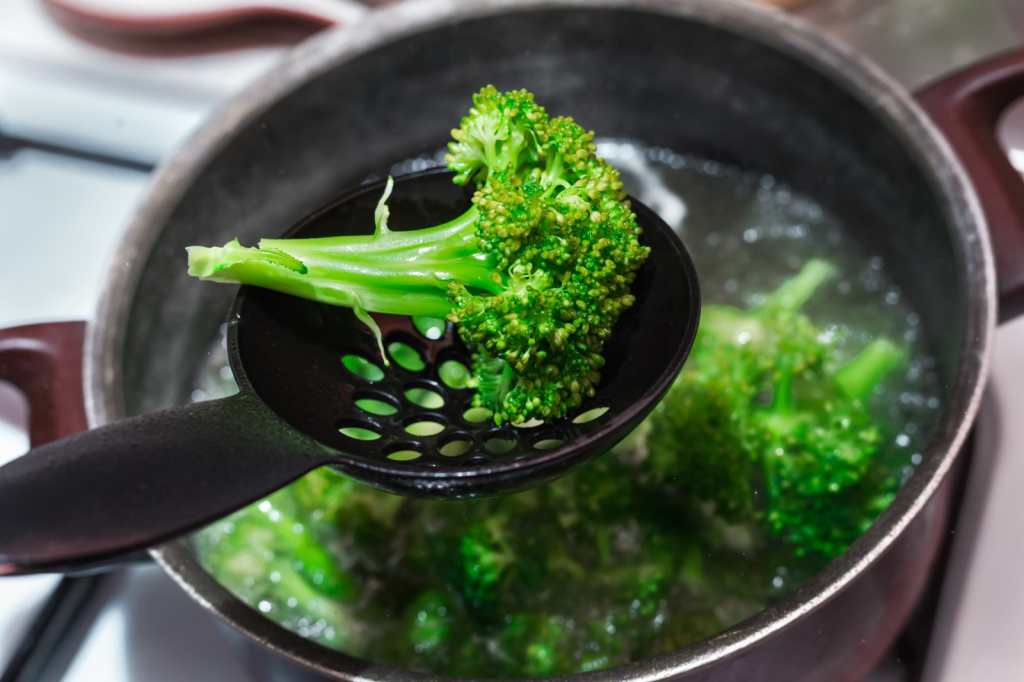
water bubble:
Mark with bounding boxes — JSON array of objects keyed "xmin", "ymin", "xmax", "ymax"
[
  {"xmin": 862, "ymin": 274, "xmax": 882, "ymax": 292},
  {"xmin": 258, "ymin": 600, "xmax": 273, "ymax": 614},
  {"xmin": 743, "ymin": 228, "xmax": 759, "ymax": 243},
  {"xmin": 899, "ymin": 392, "xmax": 924, "ymax": 407},
  {"xmin": 911, "ymin": 452, "xmax": 923, "ymax": 466},
  {"xmin": 895, "ymin": 433, "xmax": 911, "ymax": 448}
]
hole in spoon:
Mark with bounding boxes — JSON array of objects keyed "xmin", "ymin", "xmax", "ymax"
[
  {"xmin": 354, "ymin": 393, "xmax": 399, "ymax": 416},
  {"xmin": 533, "ymin": 438, "xmax": 563, "ymax": 450},
  {"xmin": 412, "ymin": 316, "xmax": 446, "ymax": 340},
  {"xmin": 387, "ymin": 448, "xmax": 422, "ymax": 462},
  {"xmin": 438, "ymin": 360, "xmax": 471, "ymax": 390},
  {"xmin": 463, "ymin": 407, "xmax": 493, "ymax": 424},
  {"xmin": 572, "ymin": 406, "xmax": 609, "ymax": 424},
  {"xmin": 439, "ymin": 434, "xmax": 474, "ymax": 457},
  {"xmin": 339, "ymin": 425, "xmax": 381, "ymax": 441},
  {"xmin": 405, "ymin": 419, "xmax": 445, "ymax": 437},
  {"xmin": 484, "ymin": 436, "xmax": 516, "ymax": 455},
  {"xmin": 388, "ymin": 341, "xmax": 425, "ymax": 372},
  {"xmin": 341, "ymin": 354, "xmax": 384, "ymax": 382},
  {"xmin": 405, "ymin": 387, "xmax": 444, "ymax": 409}
]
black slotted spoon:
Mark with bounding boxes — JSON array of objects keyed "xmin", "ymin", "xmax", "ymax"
[{"xmin": 0, "ymin": 170, "xmax": 700, "ymax": 576}]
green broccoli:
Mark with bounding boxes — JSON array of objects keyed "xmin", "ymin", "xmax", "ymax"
[
  {"xmin": 198, "ymin": 258, "xmax": 917, "ymax": 675},
  {"xmin": 185, "ymin": 86, "xmax": 649, "ymax": 424},
  {"xmin": 403, "ymin": 589, "xmax": 463, "ymax": 663},
  {"xmin": 452, "ymin": 520, "xmax": 512, "ymax": 618},
  {"xmin": 195, "ymin": 473, "xmax": 359, "ymax": 649},
  {"xmin": 645, "ymin": 259, "xmax": 906, "ymax": 558}
]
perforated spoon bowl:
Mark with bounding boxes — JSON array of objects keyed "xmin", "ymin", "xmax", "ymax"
[{"xmin": 0, "ymin": 170, "xmax": 699, "ymax": 576}]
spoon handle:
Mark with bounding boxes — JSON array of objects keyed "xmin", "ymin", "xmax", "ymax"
[{"xmin": 0, "ymin": 392, "xmax": 322, "ymax": 576}]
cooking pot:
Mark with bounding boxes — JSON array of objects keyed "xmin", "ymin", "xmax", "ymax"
[{"xmin": 3, "ymin": 0, "xmax": 1023, "ymax": 679}]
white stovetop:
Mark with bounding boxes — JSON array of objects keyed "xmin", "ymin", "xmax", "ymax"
[
  {"xmin": 0, "ymin": 0, "xmax": 1023, "ymax": 680},
  {"xmin": 0, "ymin": 0, "xmax": 283, "ymax": 678}
]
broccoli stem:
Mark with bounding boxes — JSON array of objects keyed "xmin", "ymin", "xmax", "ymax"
[
  {"xmin": 761, "ymin": 259, "xmax": 836, "ymax": 312},
  {"xmin": 758, "ymin": 361, "xmax": 805, "ymax": 438},
  {"xmin": 186, "ymin": 208, "xmax": 501, "ymax": 318},
  {"xmin": 773, "ymin": 363, "xmax": 794, "ymax": 414},
  {"xmin": 834, "ymin": 338, "xmax": 906, "ymax": 401}
]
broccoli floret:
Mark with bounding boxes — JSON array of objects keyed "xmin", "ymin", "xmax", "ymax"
[
  {"xmin": 195, "ymin": 476, "xmax": 360, "ymax": 650},
  {"xmin": 185, "ymin": 86, "xmax": 649, "ymax": 424},
  {"xmin": 645, "ymin": 260, "xmax": 906, "ymax": 558},
  {"xmin": 403, "ymin": 589, "xmax": 463, "ymax": 662},
  {"xmin": 449, "ymin": 520, "xmax": 512, "ymax": 619}
]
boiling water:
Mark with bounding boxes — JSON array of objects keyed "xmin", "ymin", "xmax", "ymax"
[
  {"xmin": 191, "ymin": 141, "xmax": 941, "ymax": 674},
  {"xmin": 598, "ymin": 140, "xmax": 940, "ymax": 476}
]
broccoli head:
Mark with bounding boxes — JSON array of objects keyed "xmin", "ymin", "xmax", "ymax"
[
  {"xmin": 185, "ymin": 86, "xmax": 649, "ymax": 424},
  {"xmin": 644, "ymin": 260, "xmax": 906, "ymax": 558}
]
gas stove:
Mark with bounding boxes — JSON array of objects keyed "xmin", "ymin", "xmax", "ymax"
[{"xmin": 1, "ymin": 0, "xmax": 1022, "ymax": 680}]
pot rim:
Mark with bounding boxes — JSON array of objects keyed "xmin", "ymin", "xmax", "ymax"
[{"xmin": 85, "ymin": 0, "xmax": 995, "ymax": 679}]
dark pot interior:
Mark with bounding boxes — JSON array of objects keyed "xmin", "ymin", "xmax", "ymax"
[{"xmin": 94, "ymin": 2, "xmax": 988, "ymax": 680}]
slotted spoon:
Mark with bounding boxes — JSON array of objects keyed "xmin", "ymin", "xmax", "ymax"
[{"xmin": 0, "ymin": 169, "xmax": 700, "ymax": 575}]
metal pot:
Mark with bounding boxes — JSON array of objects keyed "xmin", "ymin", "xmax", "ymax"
[{"xmin": 3, "ymin": 0, "xmax": 1023, "ymax": 679}]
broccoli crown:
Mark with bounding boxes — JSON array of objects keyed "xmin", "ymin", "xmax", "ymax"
[
  {"xmin": 185, "ymin": 86, "xmax": 649, "ymax": 424},
  {"xmin": 446, "ymin": 87, "xmax": 648, "ymax": 422},
  {"xmin": 644, "ymin": 260, "xmax": 906, "ymax": 558}
]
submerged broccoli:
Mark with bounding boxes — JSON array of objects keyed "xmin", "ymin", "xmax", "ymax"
[
  {"xmin": 198, "ymin": 258, "xmax": 919, "ymax": 675},
  {"xmin": 644, "ymin": 260, "xmax": 907, "ymax": 558},
  {"xmin": 185, "ymin": 86, "xmax": 649, "ymax": 424}
]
